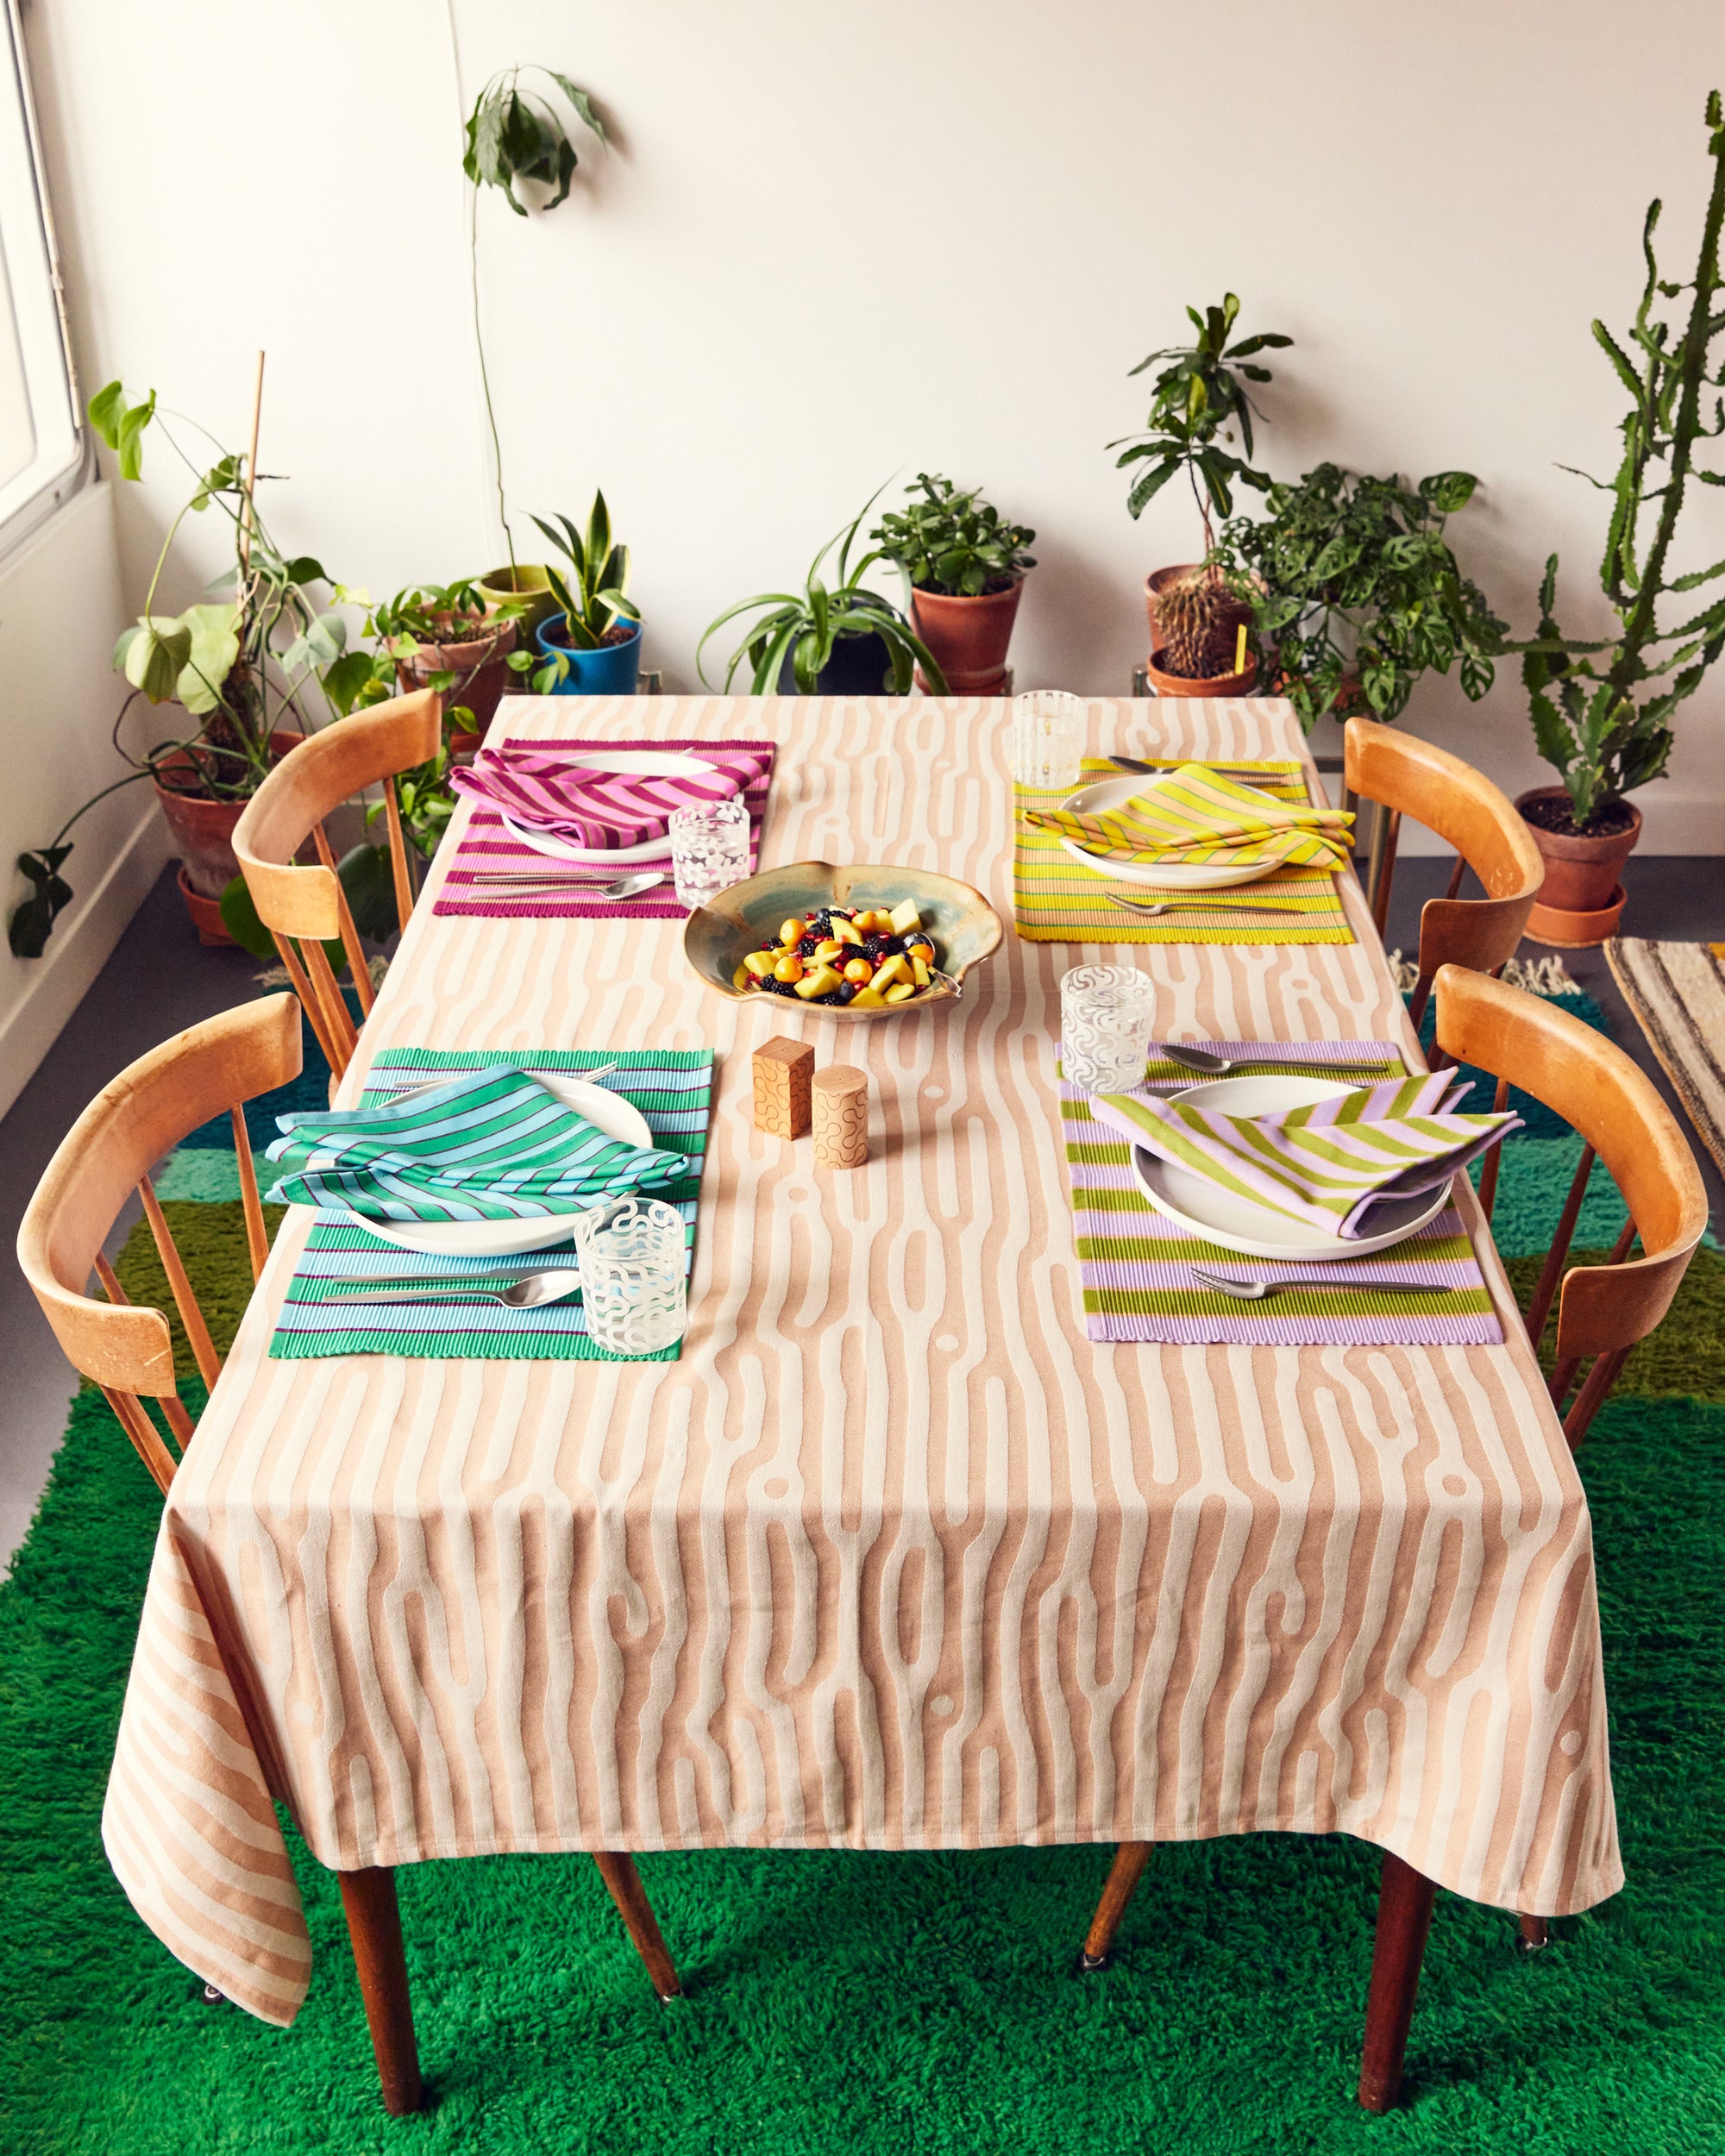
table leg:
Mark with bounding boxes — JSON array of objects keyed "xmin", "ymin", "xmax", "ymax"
[
  {"xmin": 592, "ymin": 1852, "xmax": 684, "ymax": 1999},
  {"xmin": 1357, "ymin": 1852, "xmax": 1436, "ymax": 2112},
  {"xmin": 338, "ymin": 1866, "xmax": 423, "ymax": 2116},
  {"xmin": 1077, "ymin": 1842, "xmax": 1152, "ymax": 1971}
]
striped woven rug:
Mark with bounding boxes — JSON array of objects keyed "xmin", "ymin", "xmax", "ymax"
[{"xmin": 1605, "ymin": 938, "xmax": 1725, "ymax": 1176}]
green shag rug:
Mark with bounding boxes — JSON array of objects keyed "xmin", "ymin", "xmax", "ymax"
[{"xmin": 6, "ymin": 1031, "xmax": 1725, "ymax": 2151}]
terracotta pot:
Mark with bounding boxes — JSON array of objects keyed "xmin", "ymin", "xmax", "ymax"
[
  {"xmin": 154, "ymin": 729, "xmax": 304, "ymax": 942},
  {"xmin": 1515, "ymin": 786, "xmax": 1643, "ymax": 946},
  {"xmin": 1145, "ymin": 647, "xmax": 1259, "ymax": 699},
  {"xmin": 909, "ymin": 579, "xmax": 1024, "ymax": 696},
  {"xmin": 390, "ymin": 616, "xmax": 518, "ymax": 737}
]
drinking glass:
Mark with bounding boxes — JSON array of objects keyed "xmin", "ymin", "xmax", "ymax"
[
  {"xmin": 573, "ymin": 1197, "xmax": 687, "ymax": 1356},
  {"xmin": 669, "ymin": 797, "xmax": 750, "ymax": 909},
  {"xmin": 1012, "ymin": 690, "xmax": 1086, "ymax": 790},
  {"xmin": 1061, "ymin": 965, "xmax": 1158, "ymax": 1094}
]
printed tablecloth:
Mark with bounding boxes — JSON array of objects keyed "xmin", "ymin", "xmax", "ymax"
[{"xmin": 104, "ymin": 692, "xmax": 1620, "ymax": 2028}]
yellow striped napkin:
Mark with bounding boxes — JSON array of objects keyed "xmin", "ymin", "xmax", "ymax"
[
  {"xmin": 1013, "ymin": 759, "xmax": 1355, "ymax": 945},
  {"xmin": 1025, "ymin": 761, "xmax": 1354, "ymax": 874}
]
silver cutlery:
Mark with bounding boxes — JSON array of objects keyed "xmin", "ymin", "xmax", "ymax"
[
  {"xmin": 316, "ymin": 1271, "xmax": 580, "ymax": 1309},
  {"xmin": 1108, "ymin": 755, "xmax": 1280, "ymax": 784},
  {"xmin": 1110, "ymin": 895, "xmax": 1308, "ymax": 920},
  {"xmin": 1158, "ymin": 1041, "xmax": 1389, "ymax": 1080},
  {"xmin": 381, "ymin": 1062, "xmax": 620, "ymax": 1106},
  {"xmin": 467, "ymin": 871, "xmax": 665, "ymax": 901},
  {"xmin": 1189, "ymin": 1266, "xmax": 1450, "ymax": 1300}
]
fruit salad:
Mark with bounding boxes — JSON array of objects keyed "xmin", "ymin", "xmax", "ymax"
[{"xmin": 731, "ymin": 899, "xmax": 940, "ymax": 1008}]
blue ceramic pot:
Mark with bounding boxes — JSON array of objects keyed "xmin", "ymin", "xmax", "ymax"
[{"xmin": 535, "ymin": 615, "xmax": 643, "ymax": 696}]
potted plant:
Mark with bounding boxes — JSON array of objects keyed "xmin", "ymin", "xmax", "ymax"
[
  {"xmin": 698, "ymin": 492, "xmax": 947, "ymax": 695},
  {"xmin": 1209, "ymin": 464, "xmax": 1505, "ymax": 730},
  {"xmin": 1108, "ymin": 291, "xmax": 1292, "ymax": 678},
  {"xmin": 1514, "ymin": 91, "xmax": 1725, "ymax": 947},
  {"xmin": 369, "ymin": 579, "xmax": 520, "ymax": 737},
  {"xmin": 10, "ymin": 371, "xmax": 355, "ymax": 956},
  {"xmin": 869, "ymin": 473, "xmax": 1034, "ymax": 694},
  {"xmin": 525, "ymin": 495, "xmax": 643, "ymax": 695}
]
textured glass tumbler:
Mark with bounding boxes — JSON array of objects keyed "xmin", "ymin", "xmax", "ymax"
[
  {"xmin": 574, "ymin": 1197, "xmax": 688, "ymax": 1356},
  {"xmin": 1012, "ymin": 690, "xmax": 1086, "ymax": 789},
  {"xmin": 669, "ymin": 797, "xmax": 750, "ymax": 909},
  {"xmin": 1061, "ymin": 965, "xmax": 1157, "ymax": 1094}
]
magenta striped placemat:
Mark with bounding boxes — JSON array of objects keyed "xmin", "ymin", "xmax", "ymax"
[
  {"xmin": 1059, "ymin": 1039, "xmax": 1505, "ymax": 1345},
  {"xmin": 433, "ymin": 737, "xmax": 776, "ymax": 920}
]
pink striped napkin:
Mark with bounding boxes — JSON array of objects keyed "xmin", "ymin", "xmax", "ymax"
[
  {"xmin": 449, "ymin": 741, "xmax": 773, "ymax": 849},
  {"xmin": 434, "ymin": 737, "xmax": 775, "ymax": 921}
]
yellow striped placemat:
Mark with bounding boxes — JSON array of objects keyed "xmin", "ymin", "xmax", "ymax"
[{"xmin": 1013, "ymin": 758, "xmax": 1355, "ymax": 945}]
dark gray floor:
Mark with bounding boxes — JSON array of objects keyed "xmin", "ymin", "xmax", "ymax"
[{"xmin": 3, "ymin": 856, "xmax": 1723, "ymax": 1573}]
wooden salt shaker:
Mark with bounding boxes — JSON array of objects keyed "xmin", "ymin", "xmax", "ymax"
[
  {"xmin": 812, "ymin": 1065, "xmax": 869, "ymax": 1168},
  {"xmin": 753, "ymin": 1037, "xmax": 814, "ymax": 1138}
]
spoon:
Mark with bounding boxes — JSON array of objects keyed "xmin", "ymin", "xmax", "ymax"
[
  {"xmin": 468, "ymin": 871, "xmax": 665, "ymax": 900},
  {"xmin": 1110, "ymin": 895, "xmax": 1308, "ymax": 919},
  {"xmin": 315, "ymin": 1270, "xmax": 580, "ymax": 1309},
  {"xmin": 1109, "ymin": 755, "xmax": 1277, "ymax": 783},
  {"xmin": 1159, "ymin": 1041, "xmax": 1390, "ymax": 1079},
  {"xmin": 1189, "ymin": 1266, "xmax": 1452, "ymax": 1301}
]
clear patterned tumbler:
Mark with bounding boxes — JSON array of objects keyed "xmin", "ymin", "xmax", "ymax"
[
  {"xmin": 573, "ymin": 1197, "xmax": 687, "ymax": 1355},
  {"xmin": 1060, "ymin": 965, "xmax": 1157, "ymax": 1094}
]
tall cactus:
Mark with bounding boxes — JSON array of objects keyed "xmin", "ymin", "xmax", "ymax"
[{"xmin": 1155, "ymin": 567, "xmax": 1248, "ymax": 679}]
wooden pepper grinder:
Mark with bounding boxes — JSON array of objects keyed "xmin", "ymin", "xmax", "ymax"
[{"xmin": 812, "ymin": 1065, "xmax": 869, "ymax": 1168}]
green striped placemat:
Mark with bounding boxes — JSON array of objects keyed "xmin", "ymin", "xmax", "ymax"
[{"xmin": 267, "ymin": 1047, "xmax": 712, "ymax": 1362}]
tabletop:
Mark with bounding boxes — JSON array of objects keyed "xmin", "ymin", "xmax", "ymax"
[{"xmin": 104, "ymin": 694, "xmax": 1619, "ymax": 2028}]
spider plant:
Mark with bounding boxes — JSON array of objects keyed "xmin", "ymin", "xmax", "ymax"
[{"xmin": 697, "ymin": 493, "xmax": 947, "ymax": 694}]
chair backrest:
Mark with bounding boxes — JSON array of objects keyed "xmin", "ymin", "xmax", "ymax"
[
  {"xmin": 16, "ymin": 995, "xmax": 304, "ymax": 1494},
  {"xmin": 1346, "ymin": 720, "xmax": 1545, "ymax": 1024},
  {"xmin": 1433, "ymin": 964, "xmax": 1707, "ymax": 1445},
  {"xmin": 232, "ymin": 690, "xmax": 442, "ymax": 1079}
]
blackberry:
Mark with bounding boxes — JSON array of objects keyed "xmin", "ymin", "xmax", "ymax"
[
  {"xmin": 881, "ymin": 935, "xmax": 905, "ymax": 956},
  {"xmin": 798, "ymin": 935, "xmax": 822, "ymax": 956},
  {"xmin": 862, "ymin": 934, "xmax": 890, "ymax": 959}
]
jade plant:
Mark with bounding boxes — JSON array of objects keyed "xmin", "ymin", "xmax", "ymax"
[
  {"xmin": 1110, "ymin": 293, "xmax": 1293, "ymax": 549},
  {"xmin": 869, "ymin": 474, "xmax": 1036, "ymax": 596},
  {"xmin": 698, "ymin": 492, "xmax": 947, "ymax": 695},
  {"xmin": 1210, "ymin": 465, "xmax": 1506, "ymax": 730},
  {"xmin": 1520, "ymin": 91, "xmax": 1725, "ymax": 830}
]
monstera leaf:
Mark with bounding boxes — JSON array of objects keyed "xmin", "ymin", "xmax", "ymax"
[{"xmin": 9, "ymin": 845, "xmax": 74, "ymax": 958}]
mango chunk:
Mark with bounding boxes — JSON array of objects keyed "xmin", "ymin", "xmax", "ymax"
[
  {"xmin": 743, "ymin": 950, "xmax": 775, "ymax": 978},
  {"xmin": 872, "ymin": 952, "xmax": 909, "ymax": 991},
  {"xmin": 888, "ymin": 899, "xmax": 922, "ymax": 935},
  {"xmin": 884, "ymin": 981, "xmax": 918, "ymax": 1003},
  {"xmin": 795, "ymin": 964, "xmax": 844, "ymax": 1000},
  {"xmin": 850, "ymin": 984, "xmax": 887, "ymax": 1009}
]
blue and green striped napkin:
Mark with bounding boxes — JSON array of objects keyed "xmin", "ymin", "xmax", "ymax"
[{"xmin": 267, "ymin": 1048, "xmax": 712, "ymax": 1363}]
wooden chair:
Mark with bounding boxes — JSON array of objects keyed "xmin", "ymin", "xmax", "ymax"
[
  {"xmin": 16, "ymin": 992, "xmax": 683, "ymax": 2089},
  {"xmin": 1074, "ymin": 965, "xmax": 1708, "ymax": 2103},
  {"xmin": 1345, "ymin": 718, "xmax": 1546, "ymax": 1027},
  {"xmin": 232, "ymin": 690, "xmax": 442, "ymax": 1083},
  {"xmin": 16, "ymin": 995, "xmax": 303, "ymax": 1492}
]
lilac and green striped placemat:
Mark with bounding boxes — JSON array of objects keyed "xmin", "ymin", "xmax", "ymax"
[
  {"xmin": 1059, "ymin": 1040, "xmax": 1505, "ymax": 1345},
  {"xmin": 268, "ymin": 1047, "xmax": 712, "ymax": 1361}
]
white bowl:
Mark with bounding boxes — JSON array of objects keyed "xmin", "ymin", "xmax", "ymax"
[
  {"xmin": 1056, "ymin": 773, "xmax": 1280, "ymax": 892},
  {"xmin": 1128, "ymin": 1074, "xmax": 1452, "ymax": 1261},
  {"xmin": 332, "ymin": 1075, "xmax": 655, "ymax": 1258},
  {"xmin": 499, "ymin": 749, "xmax": 719, "ymax": 863}
]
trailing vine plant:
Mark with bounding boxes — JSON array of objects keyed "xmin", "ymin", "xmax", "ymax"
[{"xmin": 461, "ymin": 66, "xmax": 607, "ymax": 567}]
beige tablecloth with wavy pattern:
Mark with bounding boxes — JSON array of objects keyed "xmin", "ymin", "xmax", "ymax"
[{"xmin": 103, "ymin": 695, "xmax": 1620, "ymax": 2027}]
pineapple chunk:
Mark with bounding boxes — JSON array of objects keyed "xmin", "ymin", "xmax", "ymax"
[
  {"xmin": 830, "ymin": 916, "xmax": 863, "ymax": 946},
  {"xmin": 888, "ymin": 899, "xmax": 922, "ymax": 935},
  {"xmin": 884, "ymin": 981, "xmax": 918, "ymax": 1004},
  {"xmin": 850, "ymin": 984, "xmax": 887, "ymax": 1009},
  {"xmin": 743, "ymin": 949, "xmax": 775, "ymax": 978},
  {"xmin": 733, "ymin": 962, "xmax": 752, "ymax": 990},
  {"xmin": 795, "ymin": 963, "xmax": 844, "ymax": 1000},
  {"xmin": 872, "ymin": 952, "xmax": 910, "ymax": 991},
  {"xmin": 911, "ymin": 954, "xmax": 931, "ymax": 988}
]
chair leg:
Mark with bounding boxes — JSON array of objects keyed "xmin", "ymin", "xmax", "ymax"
[
  {"xmin": 1076, "ymin": 1841, "xmax": 1152, "ymax": 1971},
  {"xmin": 1515, "ymin": 1913, "xmax": 1550, "ymax": 1952},
  {"xmin": 591, "ymin": 1852, "xmax": 684, "ymax": 1999},
  {"xmin": 338, "ymin": 1866, "xmax": 423, "ymax": 2117},
  {"xmin": 1357, "ymin": 1852, "xmax": 1436, "ymax": 2113}
]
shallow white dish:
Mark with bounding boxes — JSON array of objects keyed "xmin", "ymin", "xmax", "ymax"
[
  {"xmin": 1056, "ymin": 773, "xmax": 1280, "ymax": 892},
  {"xmin": 499, "ymin": 749, "xmax": 720, "ymax": 864},
  {"xmin": 335, "ymin": 1075, "xmax": 655, "ymax": 1259},
  {"xmin": 1128, "ymin": 1074, "xmax": 1452, "ymax": 1262}
]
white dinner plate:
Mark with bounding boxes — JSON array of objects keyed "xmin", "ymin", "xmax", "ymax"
[
  {"xmin": 333, "ymin": 1075, "xmax": 656, "ymax": 1258},
  {"xmin": 1128, "ymin": 1074, "xmax": 1452, "ymax": 1262},
  {"xmin": 499, "ymin": 749, "xmax": 720, "ymax": 864},
  {"xmin": 1056, "ymin": 773, "xmax": 1282, "ymax": 892}
]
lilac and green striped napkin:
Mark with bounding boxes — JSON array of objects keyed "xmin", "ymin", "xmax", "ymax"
[
  {"xmin": 268, "ymin": 1047, "xmax": 712, "ymax": 1363},
  {"xmin": 1059, "ymin": 1041, "xmax": 1504, "ymax": 1345}
]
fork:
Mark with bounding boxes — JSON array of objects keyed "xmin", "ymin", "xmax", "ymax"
[
  {"xmin": 1189, "ymin": 1266, "xmax": 1452, "ymax": 1300},
  {"xmin": 1109, "ymin": 894, "xmax": 1308, "ymax": 919}
]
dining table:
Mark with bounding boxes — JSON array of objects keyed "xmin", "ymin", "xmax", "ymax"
[{"xmin": 103, "ymin": 692, "xmax": 1620, "ymax": 2116}]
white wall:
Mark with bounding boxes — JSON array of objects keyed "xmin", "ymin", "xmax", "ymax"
[{"xmin": 24, "ymin": 0, "xmax": 1725, "ymax": 857}]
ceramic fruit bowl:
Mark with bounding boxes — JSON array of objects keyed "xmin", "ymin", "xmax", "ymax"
[{"xmin": 683, "ymin": 860, "xmax": 1003, "ymax": 1022}]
